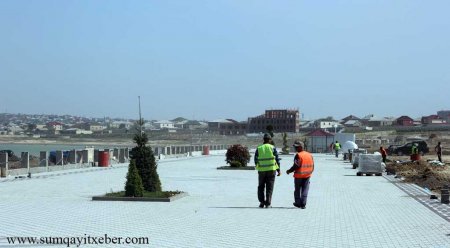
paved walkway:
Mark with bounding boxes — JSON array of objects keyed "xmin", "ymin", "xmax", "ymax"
[{"xmin": 0, "ymin": 154, "xmax": 449, "ymax": 247}]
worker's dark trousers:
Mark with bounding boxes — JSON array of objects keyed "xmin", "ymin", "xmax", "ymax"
[
  {"xmin": 335, "ymin": 150, "xmax": 339, "ymax": 158},
  {"xmin": 437, "ymin": 153, "xmax": 442, "ymax": 162},
  {"xmin": 382, "ymin": 155, "xmax": 387, "ymax": 163},
  {"xmin": 258, "ymin": 171, "xmax": 276, "ymax": 205},
  {"xmin": 294, "ymin": 177, "xmax": 310, "ymax": 207}
]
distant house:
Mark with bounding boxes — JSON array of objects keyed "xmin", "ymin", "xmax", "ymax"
[
  {"xmin": 61, "ymin": 128, "xmax": 93, "ymax": 135},
  {"xmin": 317, "ymin": 121, "xmax": 340, "ymax": 130},
  {"xmin": 35, "ymin": 124, "xmax": 46, "ymax": 130},
  {"xmin": 110, "ymin": 121, "xmax": 132, "ymax": 129},
  {"xmin": 342, "ymin": 119, "xmax": 362, "ymax": 127},
  {"xmin": 154, "ymin": 120, "xmax": 175, "ymax": 129},
  {"xmin": 421, "ymin": 115, "xmax": 447, "ymax": 125},
  {"xmin": 437, "ymin": 110, "xmax": 450, "ymax": 123},
  {"xmin": 7, "ymin": 124, "xmax": 24, "ymax": 134},
  {"xmin": 396, "ymin": 116, "xmax": 414, "ymax": 126},
  {"xmin": 208, "ymin": 119, "xmax": 247, "ymax": 135},
  {"xmin": 305, "ymin": 129, "xmax": 335, "ymax": 153},
  {"xmin": 88, "ymin": 123, "xmax": 107, "ymax": 132},
  {"xmin": 300, "ymin": 120, "xmax": 315, "ymax": 128},
  {"xmin": 367, "ymin": 116, "xmax": 395, "ymax": 127},
  {"xmin": 46, "ymin": 121, "xmax": 63, "ymax": 131},
  {"xmin": 143, "ymin": 122, "xmax": 157, "ymax": 130},
  {"xmin": 184, "ymin": 120, "xmax": 207, "ymax": 130},
  {"xmin": 341, "ymin": 115, "xmax": 360, "ymax": 124}
]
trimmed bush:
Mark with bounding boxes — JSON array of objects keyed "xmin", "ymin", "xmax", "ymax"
[
  {"xmin": 226, "ymin": 144, "xmax": 251, "ymax": 167},
  {"xmin": 125, "ymin": 160, "xmax": 144, "ymax": 197}
]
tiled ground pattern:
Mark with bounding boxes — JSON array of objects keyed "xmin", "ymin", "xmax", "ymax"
[{"xmin": 0, "ymin": 154, "xmax": 449, "ymax": 247}]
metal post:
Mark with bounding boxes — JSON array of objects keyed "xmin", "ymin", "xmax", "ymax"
[
  {"xmin": 441, "ymin": 185, "xmax": 449, "ymax": 204},
  {"xmin": 40, "ymin": 151, "xmax": 48, "ymax": 171},
  {"xmin": 21, "ymin": 152, "xmax": 30, "ymax": 173},
  {"xmin": 0, "ymin": 152, "xmax": 8, "ymax": 177}
]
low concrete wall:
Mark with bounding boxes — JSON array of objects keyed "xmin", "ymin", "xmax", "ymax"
[
  {"xmin": 29, "ymin": 167, "xmax": 48, "ymax": 174},
  {"xmin": 2, "ymin": 144, "xmax": 227, "ymax": 177},
  {"xmin": 48, "ymin": 163, "xmax": 93, "ymax": 172},
  {"xmin": 7, "ymin": 168, "xmax": 28, "ymax": 177}
]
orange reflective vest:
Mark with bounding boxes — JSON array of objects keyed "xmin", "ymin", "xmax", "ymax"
[{"xmin": 294, "ymin": 151, "xmax": 314, "ymax": 179}]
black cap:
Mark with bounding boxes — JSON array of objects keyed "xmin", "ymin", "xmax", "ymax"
[
  {"xmin": 263, "ymin": 133, "xmax": 272, "ymax": 140},
  {"xmin": 293, "ymin": 140, "xmax": 304, "ymax": 147}
]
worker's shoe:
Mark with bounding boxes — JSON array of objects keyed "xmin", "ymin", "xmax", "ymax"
[
  {"xmin": 265, "ymin": 204, "xmax": 272, "ymax": 208},
  {"xmin": 259, "ymin": 203, "xmax": 265, "ymax": 208},
  {"xmin": 293, "ymin": 203, "xmax": 302, "ymax": 208},
  {"xmin": 300, "ymin": 205, "xmax": 306, "ymax": 209}
]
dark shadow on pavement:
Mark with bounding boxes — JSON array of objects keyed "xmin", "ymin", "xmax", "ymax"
[{"xmin": 209, "ymin": 207, "xmax": 297, "ymax": 209}]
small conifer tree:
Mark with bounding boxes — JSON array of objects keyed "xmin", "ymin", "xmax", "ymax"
[
  {"xmin": 125, "ymin": 160, "xmax": 144, "ymax": 197},
  {"xmin": 282, "ymin": 132, "xmax": 290, "ymax": 154},
  {"xmin": 130, "ymin": 118, "xmax": 162, "ymax": 192},
  {"xmin": 266, "ymin": 125, "xmax": 275, "ymax": 146}
]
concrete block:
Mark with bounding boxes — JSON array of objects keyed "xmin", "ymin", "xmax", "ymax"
[
  {"xmin": 94, "ymin": 149, "xmax": 99, "ymax": 162},
  {"xmin": 21, "ymin": 152, "xmax": 29, "ymax": 171},
  {"xmin": 82, "ymin": 150, "xmax": 89, "ymax": 163},
  {"xmin": 113, "ymin": 148, "xmax": 119, "ymax": 160},
  {"xmin": 119, "ymin": 148, "xmax": 125, "ymax": 163},
  {"xmin": 125, "ymin": 148, "xmax": 129, "ymax": 158},
  {"xmin": 56, "ymin": 151, "xmax": 64, "ymax": 165},
  {"xmin": 0, "ymin": 152, "xmax": 8, "ymax": 177},
  {"xmin": 40, "ymin": 151, "xmax": 48, "ymax": 168},
  {"xmin": 68, "ymin": 150, "xmax": 77, "ymax": 164}
]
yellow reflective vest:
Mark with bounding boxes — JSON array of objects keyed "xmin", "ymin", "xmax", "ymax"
[{"xmin": 256, "ymin": 144, "xmax": 279, "ymax": 172}]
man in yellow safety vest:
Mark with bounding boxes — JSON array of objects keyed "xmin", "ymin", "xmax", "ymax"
[{"xmin": 254, "ymin": 133, "xmax": 281, "ymax": 208}]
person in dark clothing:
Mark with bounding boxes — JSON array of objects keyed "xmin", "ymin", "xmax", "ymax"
[
  {"xmin": 380, "ymin": 146, "xmax": 387, "ymax": 163},
  {"xmin": 254, "ymin": 133, "xmax": 281, "ymax": 208},
  {"xmin": 286, "ymin": 140, "xmax": 314, "ymax": 209},
  {"xmin": 435, "ymin": 142, "xmax": 442, "ymax": 162}
]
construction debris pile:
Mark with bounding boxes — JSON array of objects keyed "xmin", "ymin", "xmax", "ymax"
[{"xmin": 386, "ymin": 160, "xmax": 450, "ymax": 191}]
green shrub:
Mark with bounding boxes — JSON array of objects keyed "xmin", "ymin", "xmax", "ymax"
[
  {"xmin": 125, "ymin": 160, "xmax": 144, "ymax": 197},
  {"xmin": 229, "ymin": 161, "xmax": 242, "ymax": 167},
  {"xmin": 225, "ymin": 144, "xmax": 251, "ymax": 167}
]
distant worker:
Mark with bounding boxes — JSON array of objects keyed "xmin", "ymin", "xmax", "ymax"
[
  {"xmin": 286, "ymin": 141, "xmax": 314, "ymax": 209},
  {"xmin": 380, "ymin": 146, "xmax": 387, "ymax": 163},
  {"xmin": 435, "ymin": 142, "xmax": 442, "ymax": 162},
  {"xmin": 254, "ymin": 133, "xmax": 281, "ymax": 208},
  {"xmin": 411, "ymin": 143, "xmax": 419, "ymax": 161},
  {"xmin": 334, "ymin": 141, "xmax": 341, "ymax": 158},
  {"xmin": 329, "ymin": 142, "xmax": 334, "ymax": 154},
  {"xmin": 412, "ymin": 143, "xmax": 419, "ymax": 155}
]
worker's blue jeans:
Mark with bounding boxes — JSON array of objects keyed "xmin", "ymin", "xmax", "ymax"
[{"xmin": 294, "ymin": 177, "xmax": 310, "ymax": 207}]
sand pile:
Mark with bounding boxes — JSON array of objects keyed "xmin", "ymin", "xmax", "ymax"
[{"xmin": 386, "ymin": 160, "xmax": 450, "ymax": 191}]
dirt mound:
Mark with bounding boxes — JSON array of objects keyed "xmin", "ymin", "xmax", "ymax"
[{"xmin": 386, "ymin": 160, "xmax": 450, "ymax": 191}]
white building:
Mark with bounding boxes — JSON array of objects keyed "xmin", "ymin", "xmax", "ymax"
[
  {"xmin": 154, "ymin": 120, "xmax": 175, "ymax": 129},
  {"xmin": 318, "ymin": 121, "xmax": 340, "ymax": 129}
]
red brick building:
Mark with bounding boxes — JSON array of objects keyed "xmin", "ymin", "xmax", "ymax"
[
  {"xmin": 247, "ymin": 109, "xmax": 300, "ymax": 133},
  {"xmin": 396, "ymin": 116, "xmax": 414, "ymax": 126}
]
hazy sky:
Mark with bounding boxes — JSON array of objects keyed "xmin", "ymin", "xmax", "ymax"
[{"xmin": 0, "ymin": 1, "xmax": 449, "ymax": 121}]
